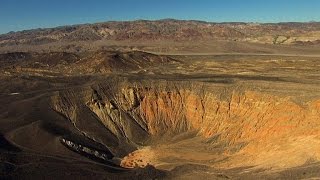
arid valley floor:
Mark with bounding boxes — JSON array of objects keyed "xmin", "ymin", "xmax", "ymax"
[{"xmin": 1, "ymin": 20, "xmax": 320, "ymax": 179}]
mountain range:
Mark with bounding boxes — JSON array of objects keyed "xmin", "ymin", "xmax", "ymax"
[{"xmin": 1, "ymin": 19, "xmax": 320, "ymax": 53}]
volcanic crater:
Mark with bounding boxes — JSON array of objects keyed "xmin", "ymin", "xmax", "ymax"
[{"xmin": 48, "ymin": 79, "xmax": 320, "ymax": 178}]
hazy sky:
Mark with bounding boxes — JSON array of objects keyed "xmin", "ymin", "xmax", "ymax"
[{"xmin": 1, "ymin": 0, "xmax": 320, "ymax": 34}]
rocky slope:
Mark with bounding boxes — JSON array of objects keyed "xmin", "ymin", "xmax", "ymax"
[{"xmin": 50, "ymin": 79, "xmax": 320, "ymax": 171}]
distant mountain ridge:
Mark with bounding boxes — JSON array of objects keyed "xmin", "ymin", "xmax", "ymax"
[
  {"xmin": 1, "ymin": 19, "xmax": 320, "ymax": 53},
  {"xmin": 0, "ymin": 19, "xmax": 320, "ymax": 53}
]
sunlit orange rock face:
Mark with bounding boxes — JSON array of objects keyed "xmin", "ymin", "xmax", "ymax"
[
  {"xmin": 137, "ymin": 89, "xmax": 318, "ymax": 141},
  {"xmin": 53, "ymin": 84, "xmax": 320, "ymax": 169},
  {"xmin": 128, "ymin": 87, "xmax": 320, "ymax": 168}
]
